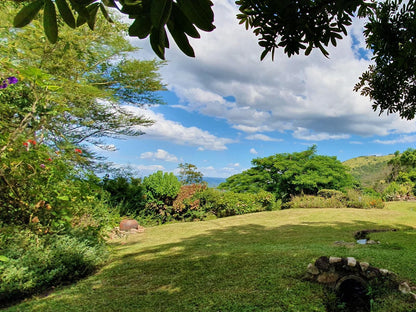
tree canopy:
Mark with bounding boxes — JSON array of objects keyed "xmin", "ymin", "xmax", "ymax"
[
  {"xmin": 219, "ymin": 146, "xmax": 357, "ymax": 201},
  {"xmin": 8, "ymin": 0, "xmax": 416, "ymax": 119},
  {"xmin": 178, "ymin": 163, "xmax": 204, "ymax": 185},
  {"xmin": 0, "ymin": 3, "xmax": 165, "ymax": 225}
]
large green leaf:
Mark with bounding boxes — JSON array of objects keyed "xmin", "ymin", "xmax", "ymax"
[
  {"xmin": 13, "ymin": 0, "xmax": 44, "ymax": 28},
  {"xmin": 100, "ymin": 3, "xmax": 114, "ymax": 23},
  {"xmin": 129, "ymin": 16, "xmax": 152, "ymax": 39},
  {"xmin": 150, "ymin": 0, "xmax": 172, "ymax": 28},
  {"xmin": 167, "ymin": 20, "xmax": 195, "ymax": 57},
  {"xmin": 56, "ymin": 0, "xmax": 76, "ymax": 28},
  {"xmin": 87, "ymin": 3, "xmax": 100, "ymax": 30},
  {"xmin": 177, "ymin": 0, "xmax": 215, "ymax": 32},
  {"xmin": 171, "ymin": 3, "xmax": 200, "ymax": 39},
  {"xmin": 44, "ymin": 0, "xmax": 58, "ymax": 43},
  {"xmin": 150, "ymin": 27, "xmax": 169, "ymax": 59}
]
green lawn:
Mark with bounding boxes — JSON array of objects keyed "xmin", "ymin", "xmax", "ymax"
[{"xmin": 4, "ymin": 203, "xmax": 416, "ymax": 311}]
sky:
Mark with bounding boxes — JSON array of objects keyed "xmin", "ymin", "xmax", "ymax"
[{"xmin": 98, "ymin": 0, "xmax": 416, "ymax": 179}]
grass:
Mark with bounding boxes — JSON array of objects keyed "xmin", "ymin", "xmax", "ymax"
[{"xmin": 3, "ymin": 202, "xmax": 416, "ymax": 311}]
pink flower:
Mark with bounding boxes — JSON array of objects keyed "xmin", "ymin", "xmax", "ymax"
[{"xmin": 40, "ymin": 164, "xmax": 46, "ymax": 169}]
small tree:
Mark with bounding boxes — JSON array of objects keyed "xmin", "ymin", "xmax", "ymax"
[{"xmin": 178, "ymin": 163, "xmax": 203, "ymax": 185}]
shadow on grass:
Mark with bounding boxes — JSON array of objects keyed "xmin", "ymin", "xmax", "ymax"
[{"xmin": 5, "ymin": 220, "xmax": 416, "ymax": 312}]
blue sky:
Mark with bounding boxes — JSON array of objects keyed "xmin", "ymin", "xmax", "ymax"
[{"xmin": 98, "ymin": 0, "xmax": 416, "ymax": 178}]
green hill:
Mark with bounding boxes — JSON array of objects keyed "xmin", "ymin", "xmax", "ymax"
[{"xmin": 343, "ymin": 155, "xmax": 395, "ymax": 188}]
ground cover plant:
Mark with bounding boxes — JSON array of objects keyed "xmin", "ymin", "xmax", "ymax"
[{"xmin": 4, "ymin": 202, "xmax": 416, "ymax": 311}]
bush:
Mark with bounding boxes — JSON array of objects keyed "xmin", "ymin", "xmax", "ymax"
[
  {"xmin": 288, "ymin": 195, "xmax": 345, "ymax": 209},
  {"xmin": 0, "ymin": 227, "xmax": 108, "ymax": 304},
  {"xmin": 172, "ymin": 184, "xmax": 207, "ymax": 221},
  {"xmin": 382, "ymin": 182, "xmax": 413, "ymax": 201},
  {"xmin": 143, "ymin": 171, "xmax": 181, "ymax": 206},
  {"xmin": 287, "ymin": 189, "xmax": 384, "ymax": 209},
  {"xmin": 198, "ymin": 189, "xmax": 277, "ymax": 217},
  {"xmin": 101, "ymin": 175, "xmax": 146, "ymax": 217}
]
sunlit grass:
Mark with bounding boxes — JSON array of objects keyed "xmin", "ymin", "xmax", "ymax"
[{"xmin": 4, "ymin": 202, "xmax": 416, "ymax": 311}]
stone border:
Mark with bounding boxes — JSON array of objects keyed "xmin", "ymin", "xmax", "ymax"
[{"xmin": 306, "ymin": 256, "xmax": 416, "ymax": 300}]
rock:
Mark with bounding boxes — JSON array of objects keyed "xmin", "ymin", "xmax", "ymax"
[
  {"xmin": 379, "ymin": 269, "xmax": 390, "ymax": 276},
  {"xmin": 307, "ymin": 263, "xmax": 320, "ymax": 275},
  {"xmin": 399, "ymin": 282, "xmax": 411, "ymax": 294},
  {"xmin": 315, "ymin": 256, "xmax": 330, "ymax": 271},
  {"xmin": 329, "ymin": 256, "xmax": 342, "ymax": 264},
  {"xmin": 359, "ymin": 262, "xmax": 369, "ymax": 272},
  {"xmin": 317, "ymin": 272, "xmax": 339, "ymax": 284},
  {"xmin": 119, "ymin": 219, "xmax": 139, "ymax": 231},
  {"xmin": 347, "ymin": 257, "xmax": 356, "ymax": 267}
]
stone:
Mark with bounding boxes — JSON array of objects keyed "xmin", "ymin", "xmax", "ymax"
[
  {"xmin": 307, "ymin": 263, "xmax": 320, "ymax": 275},
  {"xmin": 359, "ymin": 262, "xmax": 370, "ymax": 272},
  {"xmin": 315, "ymin": 256, "xmax": 330, "ymax": 271},
  {"xmin": 379, "ymin": 269, "xmax": 390, "ymax": 276},
  {"xmin": 399, "ymin": 282, "xmax": 411, "ymax": 294},
  {"xmin": 347, "ymin": 257, "xmax": 357, "ymax": 267},
  {"xmin": 329, "ymin": 256, "xmax": 342, "ymax": 264},
  {"xmin": 317, "ymin": 272, "xmax": 339, "ymax": 284},
  {"xmin": 119, "ymin": 219, "xmax": 139, "ymax": 231}
]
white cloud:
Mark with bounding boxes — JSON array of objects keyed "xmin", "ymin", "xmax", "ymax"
[
  {"xmin": 130, "ymin": 0, "xmax": 416, "ymax": 142},
  {"xmin": 250, "ymin": 148, "xmax": 258, "ymax": 155},
  {"xmin": 374, "ymin": 135, "xmax": 416, "ymax": 145},
  {"xmin": 124, "ymin": 106, "xmax": 235, "ymax": 151},
  {"xmin": 140, "ymin": 149, "xmax": 178, "ymax": 162},
  {"xmin": 293, "ymin": 128, "xmax": 350, "ymax": 141},
  {"xmin": 246, "ymin": 134, "xmax": 282, "ymax": 142}
]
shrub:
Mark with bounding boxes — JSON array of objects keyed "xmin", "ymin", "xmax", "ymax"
[
  {"xmin": 172, "ymin": 184, "xmax": 207, "ymax": 221},
  {"xmin": 143, "ymin": 171, "xmax": 181, "ymax": 205},
  {"xmin": 288, "ymin": 189, "xmax": 384, "ymax": 209},
  {"xmin": 101, "ymin": 175, "xmax": 146, "ymax": 217},
  {"xmin": 382, "ymin": 182, "xmax": 413, "ymax": 201},
  {"xmin": 344, "ymin": 189, "xmax": 384, "ymax": 209},
  {"xmin": 288, "ymin": 195, "xmax": 344, "ymax": 208},
  {"xmin": 198, "ymin": 189, "xmax": 277, "ymax": 217},
  {"xmin": 0, "ymin": 227, "xmax": 108, "ymax": 304}
]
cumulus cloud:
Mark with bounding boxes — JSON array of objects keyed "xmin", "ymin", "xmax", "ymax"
[
  {"xmin": 140, "ymin": 149, "xmax": 178, "ymax": 162},
  {"xmin": 250, "ymin": 148, "xmax": 258, "ymax": 155},
  {"xmin": 374, "ymin": 135, "xmax": 416, "ymax": 145},
  {"xmin": 130, "ymin": 0, "xmax": 416, "ymax": 142},
  {"xmin": 246, "ymin": 134, "xmax": 283, "ymax": 142},
  {"xmin": 124, "ymin": 106, "xmax": 235, "ymax": 151}
]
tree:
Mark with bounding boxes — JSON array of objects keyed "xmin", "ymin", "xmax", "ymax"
[
  {"xmin": 178, "ymin": 163, "xmax": 203, "ymax": 185},
  {"xmin": 8, "ymin": 0, "xmax": 416, "ymax": 120},
  {"xmin": 0, "ymin": 3, "xmax": 165, "ymax": 226},
  {"xmin": 220, "ymin": 146, "xmax": 356, "ymax": 201},
  {"xmin": 1, "ymin": 3, "xmax": 165, "ymax": 155}
]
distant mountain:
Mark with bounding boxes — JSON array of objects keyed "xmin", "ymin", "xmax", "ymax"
[
  {"xmin": 203, "ymin": 177, "xmax": 226, "ymax": 188},
  {"xmin": 343, "ymin": 155, "xmax": 394, "ymax": 188}
]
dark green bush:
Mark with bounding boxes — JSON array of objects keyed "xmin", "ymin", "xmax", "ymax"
[
  {"xmin": 101, "ymin": 175, "xmax": 146, "ymax": 216},
  {"xmin": 0, "ymin": 227, "xmax": 108, "ymax": 304}
]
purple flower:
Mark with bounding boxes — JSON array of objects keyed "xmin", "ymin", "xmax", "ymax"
[
  {"xmin": 40, "ymin": 164, "xmax": 46, "ymax": 169},
  {"xmin": 7, "ymin": 77, "xmax": 18, "ymax": 84},
  {"xmin": 0, "ymin": 81, "xmax": 7, "ymax": 89}
]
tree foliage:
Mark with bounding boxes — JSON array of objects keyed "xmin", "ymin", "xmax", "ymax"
[
  {"xmin": 0, "ymin": 3, "xmax": 165, "ymax": 227},
  {"xmin": 8, "ymin": 0, "xmax": 416, "ymax": 119},
  {"xmin": 178, "ymin": 162, "xmax": 203, "ymax": 185},
  {"xmin": 355, "ymin": 0, "xmax": 416, "ymax": 119},
  {"xmin": 220, "ymin": 146, "xmax": 356, "ymax": 201}
]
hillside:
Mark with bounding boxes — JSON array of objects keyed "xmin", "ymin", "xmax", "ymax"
[{"xmin": 343, "ymin": 155, "xmax": 395, "ymax": 188}]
